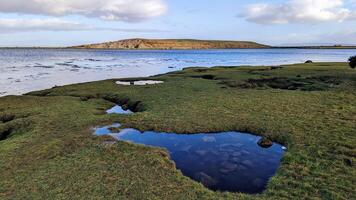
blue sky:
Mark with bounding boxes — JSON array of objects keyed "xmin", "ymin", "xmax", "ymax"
[{"xmin": 0, "ymin": 0, "xmax": 356, "ymax": 47}]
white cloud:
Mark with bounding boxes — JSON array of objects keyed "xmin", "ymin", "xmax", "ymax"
[
  {"xmin": 0, "ymin": 18, "xmax": 168, "ymax": 33},
  {"xmin": 0, "ymin": 18, "xmax": 90, "ymax": 32},
  {"xmin": 0, "ymin": 0, "xmax": 167, "ymax": 22},
  {"xmin": 241, "ymin": 0, "xmax": 356, "ymax": 24}
]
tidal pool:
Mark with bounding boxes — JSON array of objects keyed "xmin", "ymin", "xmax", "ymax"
[
  {"xmin": 94, "ymin": 120, "xmax": 286, "ymax": 194},
  {"xmin": 116, "ymin": 80, "xmax": 163, "ymax": 86},
  {"xmin": 106, "ymin": 105, "xmax": 133, "ymax": 114}
]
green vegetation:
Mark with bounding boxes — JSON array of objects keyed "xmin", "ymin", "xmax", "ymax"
[
  {"xmin": 349, "ymin": 56, "xmax": 356, "ymax": 69},
  {"xmin": 1, "ymin": 62, "xmax": 355, "ymax": 199}
]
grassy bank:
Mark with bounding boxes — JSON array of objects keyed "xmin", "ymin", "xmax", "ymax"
[{"xmin": 0, "ymin": 62, "xmax": 355, "ymax": 199}]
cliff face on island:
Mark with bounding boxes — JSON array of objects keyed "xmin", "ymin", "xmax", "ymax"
[{"xmin": 73, "ymin": 38, "xmax": 269, "ymax": 49}]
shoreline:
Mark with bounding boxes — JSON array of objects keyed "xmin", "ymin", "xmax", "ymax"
[{"xmin": 0, "ymin": 62, "xmax": 349, "ymax": 97}]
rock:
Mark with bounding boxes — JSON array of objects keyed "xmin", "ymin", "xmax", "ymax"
[
  {"xmin": 102, "ymin": 141, "xmax": 117, "ymax": 146},
  {"xmin": 257, "ymin": 137, "xmax": 273, "ymax": 148},
  {"xmin": 108, "ymin": 127, "xmax": 121, "ymax": 133},
  {"xmin": 194, "ymin": 172, "xmax": 217, "ymax": 187},
  {"xmin": 305, "ymin": 60, "xmax": 313, "ymax": 63}
]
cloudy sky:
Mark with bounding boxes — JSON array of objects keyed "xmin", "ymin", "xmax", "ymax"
[{"xmin": 0, "ymin": 0, "xmax": 356, "ymax": 46}]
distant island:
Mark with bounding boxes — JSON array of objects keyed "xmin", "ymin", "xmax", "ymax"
[
  {"xmin": 1, "ymin": 39, "xmax": 355, "ymax": 49},
  {"xmin": 72, "ymin": 38, "xmax": 270, "ymax": 49}
]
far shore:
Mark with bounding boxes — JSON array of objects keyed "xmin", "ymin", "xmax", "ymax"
[{"xmin": 1, "ymin": 46, "xmax": 356, "ymax": 50}]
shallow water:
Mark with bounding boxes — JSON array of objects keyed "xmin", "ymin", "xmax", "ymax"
[
  {"xmin": 95, "ymin": 107, "xmax": 285, "ymax": 194},
  {"xmin": 106, "ymin": 105, "xmax": 133, "ymax": 114},
  {"xmin": 116, "ymin": 80, "xmax": 164, "ymax": 86},
  {"xmin": 1, "ymin": 48, "xmax": 355, "ymax": 96}
]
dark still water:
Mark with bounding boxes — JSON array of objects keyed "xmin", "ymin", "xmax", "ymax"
[
  {"xmin": 95, "ymin": 123, "xmax": 286, "ymax": 194},
  {"xmin": 1, "ymin": 48, "xmax": 355, "ymax": 96}
]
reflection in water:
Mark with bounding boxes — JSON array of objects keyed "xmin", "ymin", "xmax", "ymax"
[
  {"xmin": 94, "ymin": 122, "xmax": 286, "ymax": 194},
  {"xmin": 106, "ymin": 105, "xmax": 133, "ymax": 114}
]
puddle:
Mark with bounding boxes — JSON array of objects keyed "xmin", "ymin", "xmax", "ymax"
[
  {"xmin": 116, "ymin": 80, "xmax": 164, "ymax": 86},
  {"xmin": 106, "ymin": 105, "xmax": 133, "ymax": 114},
  {"xmin": 94, "ymin": 122, "xmax": 286, "ymax": 194}
]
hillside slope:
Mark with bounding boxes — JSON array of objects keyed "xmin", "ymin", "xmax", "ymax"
[{"xmin": 73, "ymin": 38, "xmax": 269, "ymax": 49}]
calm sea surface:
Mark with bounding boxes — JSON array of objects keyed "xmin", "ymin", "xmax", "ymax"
[{"xmin": 1, "ymin": 48, "xmax": 355, "ymax": 96}]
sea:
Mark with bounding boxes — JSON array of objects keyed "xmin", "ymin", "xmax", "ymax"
[{"xmin": 1, "ymin": 48, "xmax": 355, "ymax": 96}]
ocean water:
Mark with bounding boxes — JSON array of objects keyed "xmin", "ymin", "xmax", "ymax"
[{"xmin": 0, "ymin": 48, "xmax": 355, "ymax": 96}]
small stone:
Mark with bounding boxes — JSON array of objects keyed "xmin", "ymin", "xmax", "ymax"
[{"xmin": 257, "ymin": 137, "xmax": 273, "ymax": 148}]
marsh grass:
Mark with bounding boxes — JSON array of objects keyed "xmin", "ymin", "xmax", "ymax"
[{"xmin": 0, "ymin": 62, "xmax": 355, "ymax": 199}]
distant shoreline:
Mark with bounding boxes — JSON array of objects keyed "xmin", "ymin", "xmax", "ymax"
[
  {"xmin": 272, "ymin": 46, "xmax": 356, "ymax": 49},
  {"xmin": 1, "ymin": 46, "xmax": 356, "ymax": 50}
]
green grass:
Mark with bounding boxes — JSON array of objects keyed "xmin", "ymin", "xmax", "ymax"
[{"xmin": 1, "ymin": 62, "xmax": 355, "ymax": 199}]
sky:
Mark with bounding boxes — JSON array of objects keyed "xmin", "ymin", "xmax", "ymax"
[{"xmin": 0, "ymin": 0, "xmax": 356, "ymax": 47}]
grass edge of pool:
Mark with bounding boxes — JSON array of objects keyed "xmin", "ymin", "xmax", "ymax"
[{"xmin": 0, "ymin": 62, "xmax": 355, "ymax": 199}]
